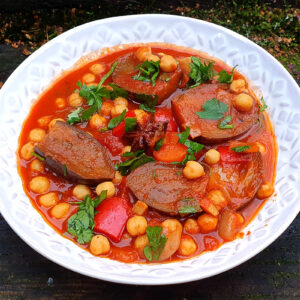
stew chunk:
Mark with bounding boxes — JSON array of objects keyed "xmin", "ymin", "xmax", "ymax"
[
  {"xmin": 127, "ymin": 162, "xmax": 209, "ymax": 215},
  {"xmin": 171, "ymin": 84, "xmax": 259, "ymax": 143},
  {"xmin": 35, "ymin": 121, "xmax": 114, "ymax": 184}
]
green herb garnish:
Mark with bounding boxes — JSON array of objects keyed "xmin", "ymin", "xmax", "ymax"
[
  {"xmin": 137, "ymin": 94, "xmax": 158, "ymax": 113},
  {"xmin": 196, "ymin": 97, "xmax": 229, "ymax": 120},
  {"xmin": 188, "ymin": 56, "xmax": 214, "ymax": 88},
  {"xmin": 63, "ymin": 164, "xmax": 67, "ymax": 177},
  {"xmin": 31, "ymin": 152, "xmax": 45, "ymax": 161},
  {"xmin": 116, "ymin": 150, "xmax": 155, "ymax": 175},
  {"xmin": 143, "ymin": 226, "xmax": 167, "ymax": 261},
  {"xmin": 259, "ymin": 96, "xmax": 268, "ymax": 112},
  {"xmin": 231, "ymin": 145, "xmax": 250, "ymax": 152},
  {"xmin": 107, "ymin": 109, "xmax": 127, "ymax": 130},
  {"xmin": 124, "ymin": 117, "xmax": 137, "ymax": 132},
  {"xmin": 152, "ymin": 170, "xmax": 157, "ymax": 179},
  {"xmin": 132, "ymin": 60, "xmax": 160, "ymax": 86},
  {"xmin": 154, "ymin": 138, "xmax": 164, "ymax": 151},
  {"xmin": 67, "ymin": 192, "xmax": 107, "ymax": 244},
  {"xmin": 217, "ymin": 65, "xmax": 237, "ymax": 84},
  {"xmin": 218, "ymin": 115, "xmax": 234, "ymax": 129},
  {"xmin": 66, "ymin": 107, "xmax": 83, "ymax": 125},
  {"xmin": 179, "ymin": 206, "xmax": 198, "ymax": 214}
]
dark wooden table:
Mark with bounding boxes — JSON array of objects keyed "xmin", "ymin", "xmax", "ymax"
[{"xmin": 0, "ymin": 44, "xmax": 299, "ymax": 300}]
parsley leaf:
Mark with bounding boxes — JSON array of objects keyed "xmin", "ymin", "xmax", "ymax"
[
  {"xmin": 67, "ymin": 107, "xmax": 83, "ymax": 125},
  {"xmin": 31, "ymin": 152, "xmax": 45, "ymax": 161},
  {"xmin": 217, "ymin": 65, "xmax": 237, "ymax": 84},
  {"xmin": 132, "ymin": 60, "xmax": 160, "ymax": 86},
  {"xmin": 124, "ymin": 117, "xmax": 137, "ymax": 132},
  {"xmin": 231, "ymin": 145, "xmax": 250, "ymax": 152},
  {"xmin": 116, "ymin": 150, "xmax": 155, "ymax": 175},
  {"xmin": 259, "ymin": 96, "xmax": 268, "ymax": 112},
  {"xmin": 154, "ymin": 138, "xmax": 164, "ymax": 151},
  {"xmin": 196, "ymin": 97, "xmax": 229, "ymax": 120},
  {"xmin": 189, "ymin": 56, "xmax": 214, "ymax": 88},
  {"xmin": 136, "ymin": 94, "xmax": 158, "ymax": 113},
  {"xmin": 67, "ymin": 193, "xmax": 107, "ymax": 244},
  {"xmin": 143, "ymin": 226, "xmax": 167, "ymax": 261},
  {"xmin": 218, "ymin": 115, "xmax": 234, "ymax": 129},
  {"xmin": 107, "ymin": 109, "xmax": 127, "ymax": 130},
  {"xmin": 179, "ymin": 206, "xmax": 198, "ymax": 214}
]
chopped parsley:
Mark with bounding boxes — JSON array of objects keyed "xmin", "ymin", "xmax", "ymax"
[
  {"xmin": 116, "ymin": 150, "xmax": 155, "ymax": 175},
  {"xmin": 137, "ymin": 94, "xmax": 158, "ymax": 113},
  {"xmin": 124, "ymin": 117, "xmax": 137, "ymax": 132},
  {"xmin": 259, "ymin": 96, "xmax": 268, "ymax": 112},
  {"xmin": 66, "ymin": 107, "xmax": 83, "ymax": 125},
  {"xmin": 217, "ymin": 65, "xmax": 237, "ymax": 84},
  {"xmin": 154, "ymin": 138, "xmax": 164, "ymax": 151},
  {"xmin": 132, "ymin": 60, "xmax": 160, "ymax": 86},
  {"xmin": 218, "ymin": 115, "xmax": 234, "ymax": 129},
  {"xmin": 143, "ymin": 226, "xmax": 167, "ymax": 261},
  {"xmin": 31, "ymin": 152, "xmax": 45, "ymax": 161},
  {"xmin": 179, "ymin": 206, "xmax": 198, "ymax": 214},
  {"xmin": 188, "ymin": 56, "xmax": 214, "ymax": 88},
  {"xmin": 231, "ymin": 145, "xmax": 250, "ymax": 152},
  {"xmin": 107, "ymin": 109, "xmax": 127, "ymax": 130},
  {"xmin": 196, "ymin": 97, "xmax": 229, "ymax": 120},
  {"xmin": 67, "ymin": 192, "xmax": 107, "ymax": 244}
]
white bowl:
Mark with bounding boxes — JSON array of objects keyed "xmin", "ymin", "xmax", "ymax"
[{"xmin": 0, "ymin": 14, "xmax": 299, "ymax": 285}]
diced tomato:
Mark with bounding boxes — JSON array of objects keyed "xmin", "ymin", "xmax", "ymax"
[
  {"xmin": 116, "ymin": 177, "xmax": 130, "ymax": 202},
  {"xmin": 154, "ymin": 107, "xmax": 178, "ymax": 132},
  {"xmin": 153, "ymin": 132, "xmax": 187, "ymax": 162},
  {"xmin": 97, "ymin": 131, "xmax": 125, "ymax": 156},
  {"xmin": 218, "ymin": 146, "xmax": 251, "ymax": 164},
  {"xmin": 112, "ymin": 110, "xmax": 136, "ymax": 137},
  {"xmin": 94, "ymin": 197, "xmax": 131, "ymax": 242}
]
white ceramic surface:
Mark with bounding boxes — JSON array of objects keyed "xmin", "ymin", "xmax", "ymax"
[{"xmin": 0, "ymin": 14, "xmax": 299, "ymax": 285}]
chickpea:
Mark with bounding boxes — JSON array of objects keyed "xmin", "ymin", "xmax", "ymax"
[
  {"xmin": 134, "ymin": 234, "xmax": 149, "ymax": 257},
  {"xmin": 96, "ymin": 181, "xmax": 115, "ymax": 198},
  {"xmin": 132, "ymin": 200, "xmax": 148, "ymax": 216},
  {"xmin": 112, "ymin": 171, "xmax": 123, "ymax": 184},
  {"xmin": 89, "ymin": 63, "xmax": 105, "ymax": 75},
  {"xmin": 101, "ymin": 101, "xmax": 114, "ymax": 116},
  {"xmin": 82, "ymin": 73, "xmax": 96, "ymax": 84},
  {"xmin": 90, "ymin": 235, "xmax": 110, "ymax": 255},
  {"xmin": 233, "ymin": 93, "xmax": 253, "ymax": 112},
  {"xmin": 29, "ymin": 128, "xmax": 46, "ymax": 142},
  {"xmin": 257, "ymin": 182, "xmax": 274, "ymax": 199},
  {"xmin": 51, "ymin": 203, "xmax": 70, "ymax": 219},
  {"xmin": 161, "ymin": 219, "xmax": 181, "ymax": 233},
  {"xmin": 183, "ymin": 161, "xmax": 205, "ymax": 179},
  {"xmin": 73, "ymin": 184, "xmax": 91, "ymax": 200},
  {"xmin": 178, "ymin": 235, "xmax": 197, "ymax": 256},
  {"xmin": 256, "ymin": 142, "xmax": 266, "ymax": 154},
  {"xmin": 37, "ymin": 116, "xmax": 51, "ymax": 127},
  {"xmin": 89, "ymin": 114, "xmax": 107, "ymax": 130},
  {"xmin": 197, "ymin": 213, "xmax": 218, "ymax": 233},
  {"xmin": 160, "ymin": 55, "xmax": 177, "ymax": 73},
  {"xmin": 126, "ymin": 216, "xmax": 147, "ymax": 236},
  {"xmin": 114, "ymin": 97, "xmax": 128, "ymax": 107},
  {"xmin": 39, "ymin": 192, "xmax": 59, "ymax": 208},
  {"xmin": 30, "ymin": 159, "xmax": 44, "ymax": 172},
  {"xmin": 49, "ymin": 118, "xmax": 65, "ymax": 129},
  {"xmin": 204, "ymin": 149, "xmax": 220, "ymax": 164},
  {"xmin": 134, "ymin": 109, "xmax": 149, "ymax": 126},
  {"xmin": 230, "ymin": 79, "xmax": 246, "ymax": 93},
  {"xmin": 184, "ymin": 218, "xmax": 200, "ymax": 234},
  {"xmin": 121, "ymin": 146, "xmax": 132, "ymax": 156},
  {"xmin": 55, "ymin": 97, "xmax": 66, "ymax": 109},
  {"xmin": 68, "ymin": 92, "xmax": 83, "ymax": 107},
  {"xmin": 136, "ymin": 47, "xmax": 151, "ymax": 62},
  {"xmin": 29, "ymin": 176, "xmax": 50, "ymax": 193},
  {"xmin": 20, "ymin": 142, "xmax": 35, "ymax": 160},
  {"xmin": 111, "ymin": 105, "xmax": 128, "ymax": 118},
  {"xmin": 147, "ymin": 54, "xmax": 160, "ymax": 62},
  {"xmin": 208, "ymin": 190, "xmax": 228, "ymax": 210}
]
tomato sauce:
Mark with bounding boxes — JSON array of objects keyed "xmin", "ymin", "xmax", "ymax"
[{"xmin": 17, "ymin": 44, "xmax": 277, "ymax": 263}]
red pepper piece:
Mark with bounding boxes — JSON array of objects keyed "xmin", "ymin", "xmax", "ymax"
[
  {"xmin": 154, "ymin": 107, "xmax": 178, "ymax": 132},
  {"xmin": 218, "ymin": 146, "xmax": 252, "ymax": 164},
  {"xmin": 94, "ymin": 197, "xmax": 131, "ymax": 242},
  {"xmin": 112, "ymin": 110, "xmax": 136, "ymax": 137}
]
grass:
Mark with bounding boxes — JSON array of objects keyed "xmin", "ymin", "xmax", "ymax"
[{"xmin": 0, "ymin": 0, "xmax": 299, "ymax": 79}]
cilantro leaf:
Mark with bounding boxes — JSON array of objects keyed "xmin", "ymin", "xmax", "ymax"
[
  {"xmin": 189, "ymin": 56, "xmax": 214, "ymax": 88},
  {"xmin": 217, "ymin": 65, "xmax": 237, "ymax": 84},
  {"xmin": 218, "ymin": 115, "xmax": 234, "ymax": 129},
  {"xmin": 139, "ymin": 103, "xmax": 155, "ymax": 113},
  {"xmin": 143, "ymin": 226, "xmax": 167, "ymax": 261},
  {"xmin": 107, "ymin": 83, "xmax": 129, "ymax": 99},
  {"xmin": 179, "ymin": 206, "xmax": 198, "ymax": 214},
  {"xmin": 136, "ymin": 94, "xmax": 158, "ymax": 113},
  {"xmin": 98, "ymin": 61, "xmax": 118, "ymax": 89},
  {"xmin": 124, "ymin": 117, "xmax": 137, "ymax": 132},
  {"xmin": 154, "ymin": 138, "xmax": 164, "ymax": 151},
  {"xmin": 116, "ymin": 150, "xmax": 155, "ymax": 175},
  {"xmin": 231, "ymin": 145, "xmax": 250, "ymax": 152},
  {"xmin": 67, "ymin": 194, "xmax": 107, "ymax": 244},
  {"xmin": 66, "ymin": 107, "xmax": 83, "ymax": 125},
  {"xmin": 196, "ymin": 97, "xmax": 229, "ymax": 120},
  {"xmin": 107, "ymin": 109, "xmax": 127, "ymax": 130},
  {"xmin": 259, "ymin": 96, "xmax": 268, "ymax": 112},
  {"xmin": 132, "ymin": 60, "xmax": 160, "ymax": 86}
]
